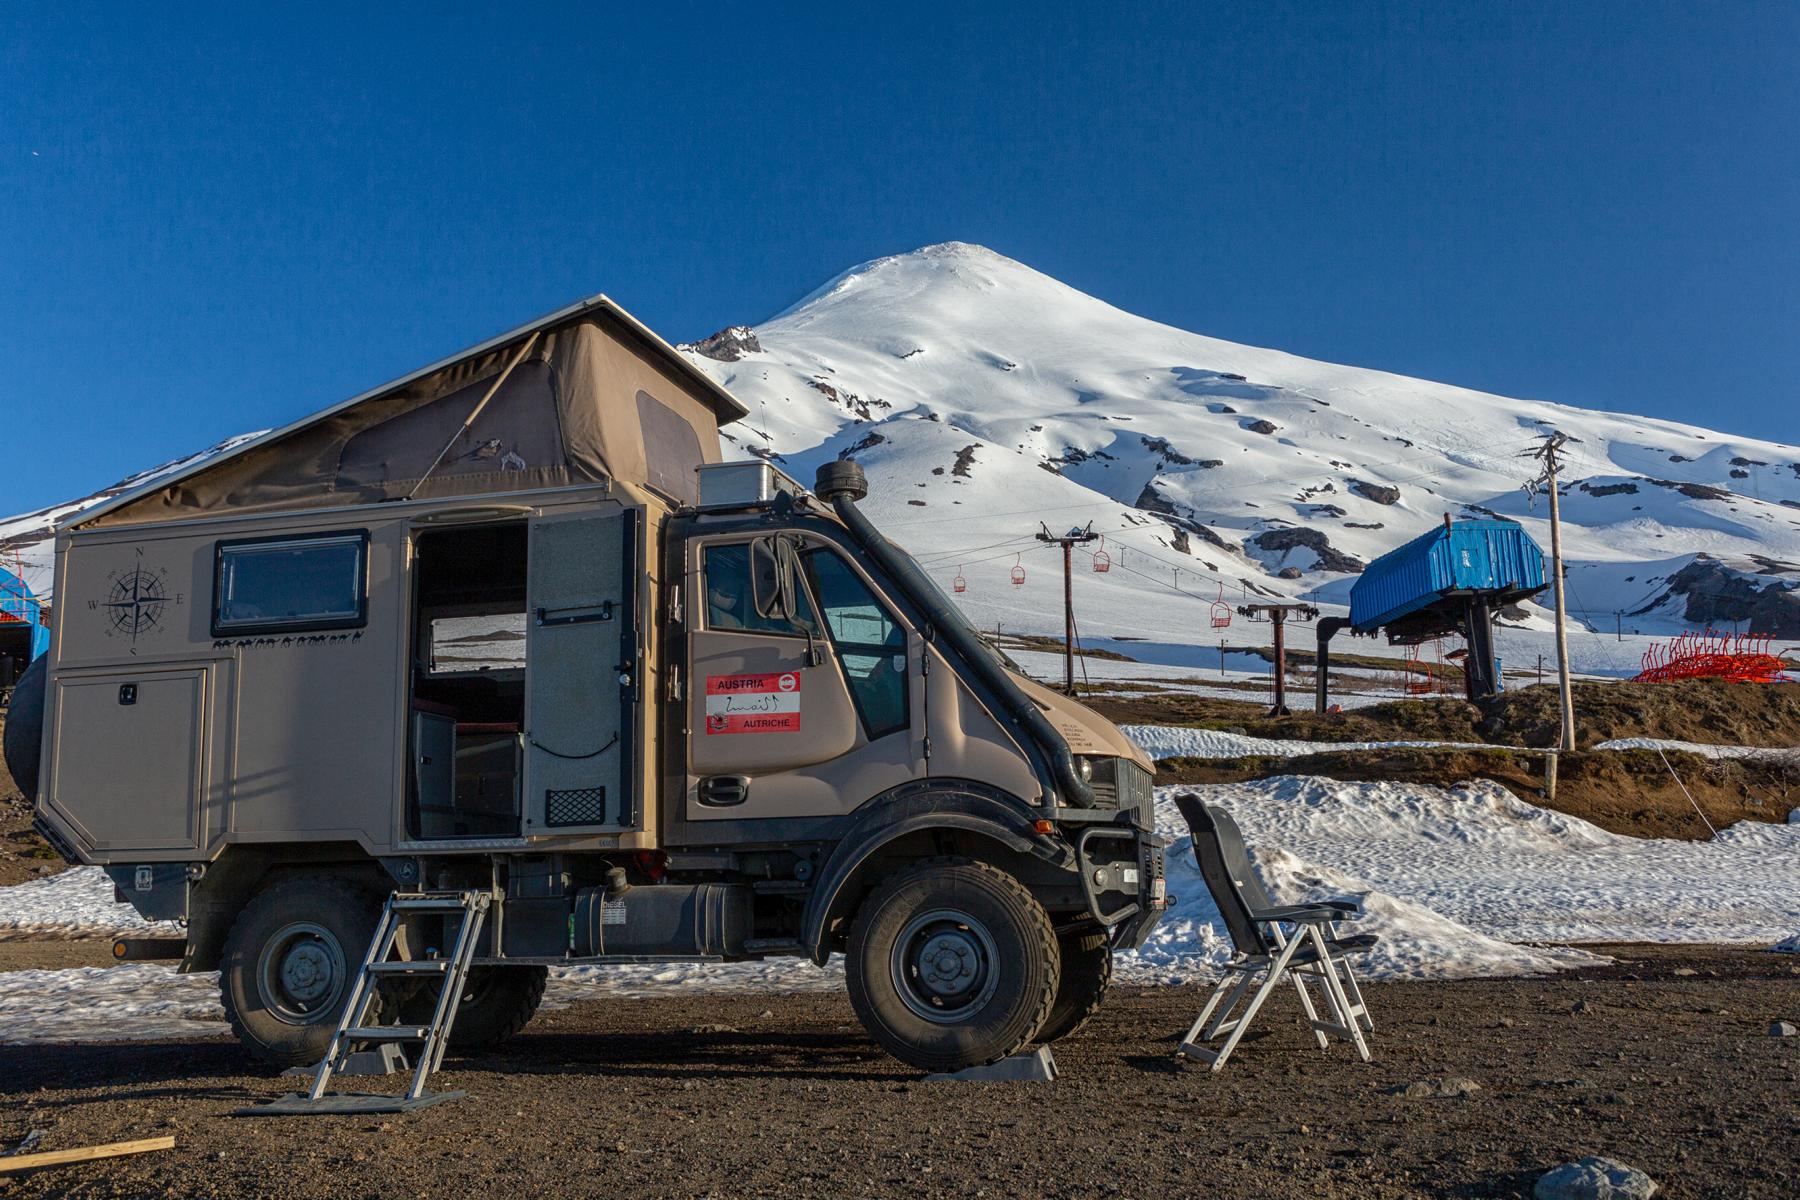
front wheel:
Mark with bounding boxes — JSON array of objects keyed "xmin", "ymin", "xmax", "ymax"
[
  {"xmin": 846, "ymin": 859, "xmax": 1059, "ymax": 1073},
  {"xmin": 1036, "ymin": 928, "xmax": 1113, "ymax": 1043}
]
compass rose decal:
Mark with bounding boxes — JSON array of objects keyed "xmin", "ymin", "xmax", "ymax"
[{"xmin": 90, "ymin": 554, "xmax": 183, "ymax": 651}]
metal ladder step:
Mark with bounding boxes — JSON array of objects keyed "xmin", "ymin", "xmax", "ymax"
[
  {"xmin": 236, "ymin": 889, "xmax": 492, "ymax": 1116},
  {"xmin": 366, "ymin": 960, "xmax": 450, "ymax": 976},
  {"xmin": 389, "ymin": 896, "xmax": 479, "ymax": 912},
  {"xmin": 343, "ymin": 1025, "xmax": 432, "ymax": 1041}
]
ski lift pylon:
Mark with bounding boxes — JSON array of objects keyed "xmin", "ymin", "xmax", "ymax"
[
  {"xmin": 1210, "ymin": 583, "xmax": 1232, "ymax": 629},
  {"xmin": 1010, "ymin": 554, "xmax": 1026, "ymax": 587},
  {"xmin": 952, "ymin": 566, "xmax": 967, "ymax": 594}
]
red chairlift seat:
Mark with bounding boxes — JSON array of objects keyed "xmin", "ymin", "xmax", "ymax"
[
  {"xmin": 1092, "ymin": 549, "xmax": 1111, "ymax": 573},
  {"xmin": 1209, "ymin": 584, "xmax": 1231, "ymax": 629},
  {"xmin": 952, "ymin": 567, "xmax": 967, "ymax": 594},
  {"xmin": 1010, "ymin": 556, "xmax": 1027, "ymax": 587}
]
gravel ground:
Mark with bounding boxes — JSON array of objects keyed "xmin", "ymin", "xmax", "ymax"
[{"xmin": 0, "ymin": 944, "xmax": 1796, "ymax": 1199}]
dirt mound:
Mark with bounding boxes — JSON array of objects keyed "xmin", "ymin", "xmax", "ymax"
[
  {"xmin": 1155, "ymin": 746, "xmax": 1800, "ymax": 839},
  {"xmin": 1086, "ymin": 677, "xmax": 1800, "ymax": 752},
  {"xmin": 1486, "ymin": 679, "xmax": 1800, "ymax": 749}
]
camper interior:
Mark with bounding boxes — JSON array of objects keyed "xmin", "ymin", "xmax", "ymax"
[{"xmin": 408, "ymin": 522, "xmax": 529, "ymax": 840}]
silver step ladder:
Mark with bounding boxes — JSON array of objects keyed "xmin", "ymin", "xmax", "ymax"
[{"xmin": 237, "ymin": 890, "xmax": 491, "ymax": 1116}]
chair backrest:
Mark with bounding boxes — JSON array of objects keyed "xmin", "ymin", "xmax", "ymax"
[
  {"xmin": 1206, "ymin": 804, "xmax": 1280, "ymax": 914},
  {"xmin": 1174, "ymin": 793, "xmax": 1269, "ymax": 957}
]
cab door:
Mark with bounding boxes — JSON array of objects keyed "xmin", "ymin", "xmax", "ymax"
[{"xmin": 685, "ymin": 535, "xmax": 924, "ymax": 823}]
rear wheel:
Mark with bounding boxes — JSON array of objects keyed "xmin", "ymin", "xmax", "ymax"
[
  {"xmin": 405, "ymin": 965, "xmax": 548, "ymax": 1051},
  {"xmin": 220, "ymin": 875, "xmax": 382, "ymax": 1068},
  {"xmin": 1036, "ymin": 928, "xmax": 1113, "ymax": 1043},
  {"xmin": 846, "ymin": 858, "xmax": 1059, "ymax": 1073}
]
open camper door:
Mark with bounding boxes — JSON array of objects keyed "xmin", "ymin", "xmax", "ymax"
[{"xmin": 522, "ymin": 509, "xmax": 639, "ymax": 835}]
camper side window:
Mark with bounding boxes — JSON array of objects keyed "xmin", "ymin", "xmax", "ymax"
[{"xmin": 213, "ymin": 531, "xmax": 369, "ymax": 636}]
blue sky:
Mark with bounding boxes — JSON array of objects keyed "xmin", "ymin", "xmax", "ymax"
[{"xmin": 5, "ymin": 2, "xmax": 1798, "ymax": 514}]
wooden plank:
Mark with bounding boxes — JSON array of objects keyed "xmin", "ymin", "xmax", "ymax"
[{"xmin": 0, "ymin": 1136, "xmax": 176, "ymax": 1174}]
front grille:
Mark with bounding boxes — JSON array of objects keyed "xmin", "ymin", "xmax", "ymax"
[{"xmin": 1118, "ymin": 760, "xmax": 1153, "ymax": 816}]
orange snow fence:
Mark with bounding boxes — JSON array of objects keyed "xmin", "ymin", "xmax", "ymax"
[{"xmin": 1632, "ymin": 630, "xmax": 1790, "ymax": 684}]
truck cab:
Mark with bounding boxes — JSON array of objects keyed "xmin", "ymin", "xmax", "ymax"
[{"xmin": 10, "ymin": 297, "xmax": 1165, "ymax": 1073}]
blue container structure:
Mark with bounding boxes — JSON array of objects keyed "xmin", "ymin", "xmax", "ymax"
[
  {"xmin": 1350, "ymin": 520, "xmax": 1547, "ymax": 638},
  {"xmin": 1315, "ymin": 519, "xmax": 1547, "ymax": 708},
  {"xmin": 1, "ymin": 563, "xmax": 50, "ymax": 693}
]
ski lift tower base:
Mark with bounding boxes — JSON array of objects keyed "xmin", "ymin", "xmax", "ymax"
[{"xmin": 1236, "ymin": 603, "xmax": 1319, "ymax": 717}]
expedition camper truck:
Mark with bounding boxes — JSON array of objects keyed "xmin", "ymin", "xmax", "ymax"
[{"xmin": 8, "ymin": 296, "xmax": 1166, "ymax": 1073}]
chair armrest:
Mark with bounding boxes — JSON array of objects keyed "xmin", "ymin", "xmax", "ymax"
[{"xmin": 1251, "ymin": 903, "xmax": 1345, "ymax": 924}]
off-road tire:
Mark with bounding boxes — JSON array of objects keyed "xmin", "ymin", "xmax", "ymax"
[
  {"xmin": 2, "ymin": 655, "xmax": 46, "ymax": 802},
  {"xmin": 1036, "ymin": 929, "xmax": 1113, "ymax": 1044},
  {"xmin": 220, "ymin": 875, "xmax": 383, "ymax": 1068},
  {"xmin": 406, "ymin": 965, "xmax": 548, "ymax": 1051},
  {"xmin": 846, "ymin": 857, "xmax": 1059, "ymax": 1073}
]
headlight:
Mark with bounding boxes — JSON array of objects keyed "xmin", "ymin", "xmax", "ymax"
[{"xmin": 1077, "ymin": 756, "xmax": 1094, "ymax": 782}]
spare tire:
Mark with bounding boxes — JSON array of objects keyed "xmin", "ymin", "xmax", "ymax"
[{"xmin": 2, "ymin": 655, "xmax": 46, "ymax": 803}]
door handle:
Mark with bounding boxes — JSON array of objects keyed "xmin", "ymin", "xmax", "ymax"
[{"xmin": 697, "ymin": 775, "xmax": 751, "ymax": 807}]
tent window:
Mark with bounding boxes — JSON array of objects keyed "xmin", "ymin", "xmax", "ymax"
[
  {"xmin": 213, "ymin": 531, "xmax": 368, "ymax": 636},
  {"xmin": 636, "ymin": 390, "xmax": 702, "ymax": 506}
]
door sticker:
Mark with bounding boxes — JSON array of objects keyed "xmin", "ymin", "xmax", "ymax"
[{"xmin": 704, "ymin": 671, "xmax": 802, "ymax": 734}]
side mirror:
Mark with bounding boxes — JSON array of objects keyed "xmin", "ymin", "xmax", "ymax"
[{"xmin": 751, "ymin": 536, "xmax": 800, "ymax": 622}]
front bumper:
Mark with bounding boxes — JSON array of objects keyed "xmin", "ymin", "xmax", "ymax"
[{"xmin": 1072, "ymin": 822, "xmax": 1168, "ymax": 950}]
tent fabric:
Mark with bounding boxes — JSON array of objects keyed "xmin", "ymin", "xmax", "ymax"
[{"xmin": 91, "ymin": 316, "xmax": 729, "ymax": 527}]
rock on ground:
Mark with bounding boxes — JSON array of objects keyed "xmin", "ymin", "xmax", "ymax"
[{"xmin": 1534, "ymin": 1156, "xmax": 1657, "ymax": 1200}]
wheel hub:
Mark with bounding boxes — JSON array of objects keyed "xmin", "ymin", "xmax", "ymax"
[
  {"xmin": 257, "ymin": 922, "xmax": 347, "ymax": 1024},
  {"xmin": 919, "ymin": 932, "xmax": 981, "ymax": 997},
  {"xmin": 891, "ymin": 909, "xmax": 1001, "ymax": 1024}
]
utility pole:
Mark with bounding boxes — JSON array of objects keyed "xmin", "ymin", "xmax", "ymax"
[
  {"xmin": 1525, "ymin": 433, "xmax": 1577, "ymax": 751},
  {"xmin": 1037, "ymin": 522, "xmax": 1098, "ymax": 695}
]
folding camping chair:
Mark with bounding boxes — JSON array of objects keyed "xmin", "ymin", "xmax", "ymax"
[{"xmin": 1173, "ymin": 793, "xmax": 1376, "ymax": 1070}]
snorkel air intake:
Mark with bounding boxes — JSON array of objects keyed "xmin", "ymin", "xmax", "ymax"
[{"xmin": 815, "ymin": 461, "xmax": 1095, "ymax": 810}]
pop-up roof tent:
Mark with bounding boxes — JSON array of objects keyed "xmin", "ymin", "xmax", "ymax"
[{"xmin": 76, "ymin": 295, "xmax": 749, "ymax": 531}]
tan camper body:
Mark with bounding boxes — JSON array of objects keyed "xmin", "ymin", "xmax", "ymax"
[{"xmin": 24, "ymin": 296, "xmax": 1166, "ymax": 1074}]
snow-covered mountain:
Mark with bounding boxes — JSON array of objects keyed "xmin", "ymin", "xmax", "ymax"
[
  {"xmin": 678, "ymin": 243, "xmax": 1800, "ymax": 667},
  {"xmin": 1, "ymin": 433, "xmax": 265, "ymax": 603},
  {"xmin": 8, "ymin": 242, "xmax": 1799, "ymax": 677}
]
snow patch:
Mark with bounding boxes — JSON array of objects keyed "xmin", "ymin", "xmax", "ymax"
[
  {"xmin": 1123, "ymin": 724, "xmax": 1485, "ymax": 760},
  {"xmin": 1594, "ymin": 738, "xmax": 1800, "ymax": 761},
  {"xmin": 0, "ymin": 867, "xmax": 178, "ymax": 940},
  {"xmin": 1177, "ymin": 776, "xmax": 1800, "ymax": 944},
  {"xmin": 0, "ymin": 965, "xmax": 225, "ymax": 1043}
]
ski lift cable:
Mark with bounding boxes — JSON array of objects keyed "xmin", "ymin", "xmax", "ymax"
[{"xmin": 915, "ymin": 533, "xmax": 1044, "ymax": 564}]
